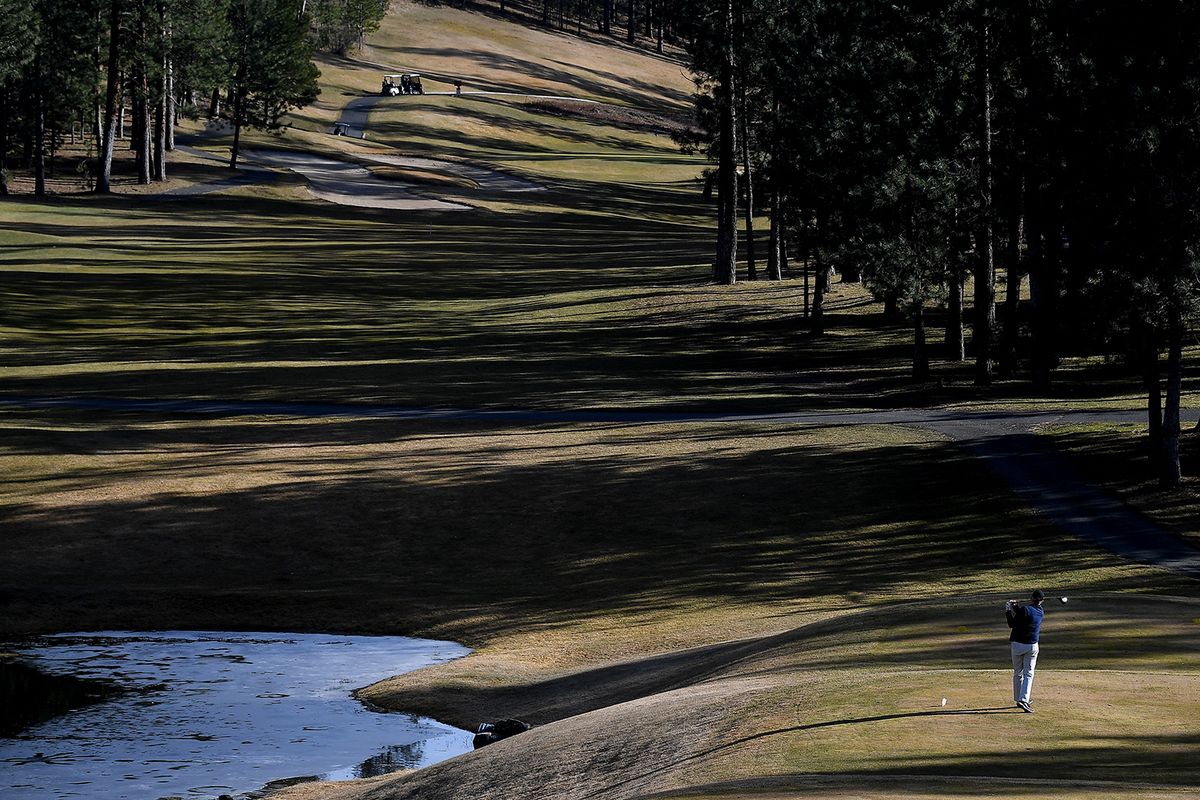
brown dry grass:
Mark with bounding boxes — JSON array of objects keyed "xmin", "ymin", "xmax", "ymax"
[{"xmin": 268, "ymin": 595, "xmax": 1200, "ymax": 800}]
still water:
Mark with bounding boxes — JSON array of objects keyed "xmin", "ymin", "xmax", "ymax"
[{"xmin": 0, "ymin": 631, "xmax": 473, "ymax": 799}]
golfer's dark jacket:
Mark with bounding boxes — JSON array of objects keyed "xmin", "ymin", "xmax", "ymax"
[{"xmin": 1006, "ymin": 604, "xmax": 1044, "ymax": 644}]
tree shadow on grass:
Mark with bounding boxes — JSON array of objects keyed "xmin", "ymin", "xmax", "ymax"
[{"xmin": 0, "ymin": 419, "xmax": 1181, "ymax": 641}]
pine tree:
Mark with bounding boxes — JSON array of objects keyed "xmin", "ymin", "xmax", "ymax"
[{"xmin": 225, "ymin": 0, "xmax": 319, "ymax": 169}]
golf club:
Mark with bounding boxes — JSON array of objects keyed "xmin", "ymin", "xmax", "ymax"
[{"xmin": 1006, "ymin": 596, "xmax": 1068, "ymax": 605}]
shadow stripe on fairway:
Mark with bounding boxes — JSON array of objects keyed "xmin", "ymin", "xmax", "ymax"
[{"xmin": 2, "ymin": 394, "xmax": 1198, "ymax": 579}]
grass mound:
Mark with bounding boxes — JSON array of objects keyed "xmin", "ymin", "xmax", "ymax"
[{"xmin": 273, "ymin": 596, "xmax": 1200, "ymax": 800}]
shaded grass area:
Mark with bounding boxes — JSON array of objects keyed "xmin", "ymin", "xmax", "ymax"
[
  {"xmin": 0, "ymin": 414, "xmax": 1182, "ymax": 644},
  {"xmin": 3, "ymin": 193, "xmax": 1190, "ymax": 413},
  {"xmin": 1039, "ymin": 423, "xmax": 1200, "ymax": 548},
  {"xmin": 0, "ymin": 192, "xmax": 912, "ymax": 412}
]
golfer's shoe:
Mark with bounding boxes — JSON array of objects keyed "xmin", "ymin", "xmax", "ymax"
[{"xmin": 1017, "ymin": 700, "xmax": 1033, "ymax": 713}]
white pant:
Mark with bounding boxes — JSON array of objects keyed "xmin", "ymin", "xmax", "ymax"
[{"xmin": 1011, "ymin": 641, "xmax": 1039, "ymax": 703}]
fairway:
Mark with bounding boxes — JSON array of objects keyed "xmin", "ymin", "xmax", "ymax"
[{"xmin": 2, "ymin": 1, "xmax": 1199, "ymax": 800}]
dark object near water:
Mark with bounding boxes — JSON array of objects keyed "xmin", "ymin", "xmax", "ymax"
[
  {"xmin": 0, "ymin": 660, "xmax": 123, "ymax": 737},
  {"xmin": 472, "ymin": 719, "xmax": 530, "ymax": 749}
]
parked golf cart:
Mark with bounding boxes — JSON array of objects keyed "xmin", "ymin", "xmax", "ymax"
[
  {"xmin": 472, "ymin": 719, "xmax": 531, "ymax": 749},
  {"xmin": 330, "ymin": 122, "xmax": 350, "ymax": 136},
  {"xmin": 381, "ymin": 73, "xmax": 424, "ymax": 96}
]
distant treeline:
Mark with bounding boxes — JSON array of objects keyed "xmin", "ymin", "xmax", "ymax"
[
  {"xmin": 0, "ymin": 0, "xmax": 388, "ymax": 194},
  {"xmin": 437, "ymin": 0, "xmax": 687, "ymax": 53},
  {"xmin": 673, "ymin": 0, "xmax": 1199, "ymax": 486}
]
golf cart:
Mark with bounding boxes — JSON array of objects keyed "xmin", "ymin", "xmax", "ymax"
[
  {"xmin": 331, "ymin": 122, "xmax": 350, "ymax": 136},
  {"xmin": 381, "ymin": 73, "xmax": 424, "ymax": 96}
]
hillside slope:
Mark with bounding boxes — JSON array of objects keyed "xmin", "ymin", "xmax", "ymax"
[
  {"xmin": 281, "ymin": 0, "xmax": 701, "ymax": 186},
  {"xmin": 274, "ymin": 595, "xmax": 1200, "ymax": 800}
]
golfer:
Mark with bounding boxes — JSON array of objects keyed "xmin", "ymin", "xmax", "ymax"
[{"xmin": 1005, "ymin": 589, "xmax": 1045, "ymax": 713}]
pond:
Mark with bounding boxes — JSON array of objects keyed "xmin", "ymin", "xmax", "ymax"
[{"xmin": 0, "ymin": 631, "xmax": 473, "ymax": 800}]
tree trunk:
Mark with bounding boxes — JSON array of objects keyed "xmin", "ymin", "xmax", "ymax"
[
  {"xmin": 163, "ymin": 4, "xmax": 174, "ymax": 152},
  {"xmin": 34, "ymin": 55, "xmax": 46, "ymax": 196},
  {"xmin": 811, "ymin": 238, "xmax": 827, "ymax": 336},
  {"xmin": 739, "ymin": 88, "xmax": 755, "ymax": 280},
  {"xmin": 1143, "ymin": 335, "xmax": 1163, "ymax": 449},
  {"xmin": 974, "ymin": 0, "xmax": 995, "ymax": 384},
  {"xmin": 780, "ymin": 214, "xmax": 789, "ymax": 275},
  {"xmin": 913, "ymin": 304, "xmax": 930, "ymax": 381},
  {"xmin": 0, "ymin": 87, "xmax": 9, "ymax": 195},
  {"xmin": 714, "ymin": 0, "xmax": 737, "ymax": 285},
  {"xmin": 136, "ymin": 92, "xmax": 151, "ymax": 184},
  {"xmin": 154, "ymin": 2, "xmax": 168, "ymax": 182},
  {"xmin": 883, "ymin": 291, "xmax": 901, "ymax": 322},
  {"xmin": 945, "ymin": 269, "xmax": 965, "ymax": 361},
  {"xmin": 209, "ymin": 86, "xmax": 220, "ymax": 119},
  {"xmin": 802, "ymin": 223, "xmax": 811, "ymax": 317},
  {"xmin": 153, "ymin": 93, "xmax": 166, "ymax": 180},
  {"xmin": 1159, "ymin": 313, "xmax": 1183, "ymax": 487},
  {"xmin": 767, "ymin": 189, "xmax": 781, "ymax": 281},
  {"xmin": 230, "ymin": 88, "xmax": 244, "ymax": 169},
  {"xmin": 1030, "ymin": 211, "xmax": 1060, "ymax": 389},
  {"xmin": 627, "ymin": 0, "xmax": 635, "ymax": 42},
  {"xmin": 603, "ymin": 0, "xmax": 612, "ymax": 34},
  {"xmin": 98, "ymin": 0, "xmax": 122, "ymax": 194},
  {"xmin": 656, "ymin": 0, "xmax": 664, "ymax": 52},
  {"xmin": 998, "ymin": 187, "xmax": 1023, "ymax": 376}
]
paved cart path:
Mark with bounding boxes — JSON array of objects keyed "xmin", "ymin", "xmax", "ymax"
[
  {"xmin": 2, "ymin": 394, "xmax": 1197, "ymax": 579},
  {"xmin": 239, "ymin": 148, "xmax": 472, "ymax": 211}
]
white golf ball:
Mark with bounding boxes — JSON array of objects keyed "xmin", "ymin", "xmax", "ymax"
[{"xmin": 1060, "ymin": 596, "xmax": 1069, "ymax": 604}]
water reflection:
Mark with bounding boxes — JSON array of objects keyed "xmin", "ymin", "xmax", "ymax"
[{"xmin": 0, "ymin": 632, "xmax": 473, "ymax": 800}]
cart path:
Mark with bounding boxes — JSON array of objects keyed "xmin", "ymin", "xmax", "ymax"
[
  {"xmin": 239, "ymin": 148, "xmax": 471, "ymax": 211},
  {"xmin": 174, "ymin": 129, "xmax": 473, "ymax": 210},
  {"xmin": 2, "ymin": 394, "xmax": 1198, "ymax": 579}
]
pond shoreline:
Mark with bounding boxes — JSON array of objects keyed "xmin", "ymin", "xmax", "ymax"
[{"xmin": 0, "ymin": 631, "xmax": 473, "ymax": 800}]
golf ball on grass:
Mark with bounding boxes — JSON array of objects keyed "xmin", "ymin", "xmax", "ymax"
[{"xmin": 1060, "ymin": 596, "xmax": 1069, "ymax": 604}]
